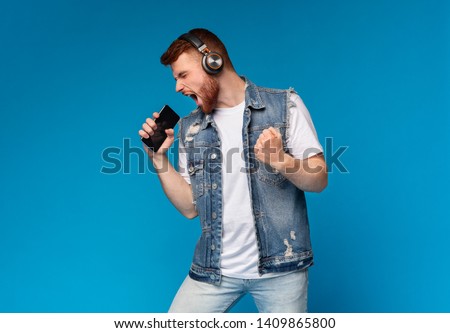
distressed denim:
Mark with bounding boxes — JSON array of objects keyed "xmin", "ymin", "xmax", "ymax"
[
  {"xmin": 178, "ymin": 77, "xmax": 313, "ymax": 286},
  {"xmin": 169, "ymin": 269, "xmax": 308, "ymax": 313}
]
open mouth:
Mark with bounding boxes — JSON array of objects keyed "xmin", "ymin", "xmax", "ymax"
[{"xmin": 188, "ymin": 94, "xmax": 199, "ymax": 105}]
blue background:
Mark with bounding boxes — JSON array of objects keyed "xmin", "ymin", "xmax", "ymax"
[{"xmin": 1, "ymin": 0, "xmax": 449, "ymax": 312}]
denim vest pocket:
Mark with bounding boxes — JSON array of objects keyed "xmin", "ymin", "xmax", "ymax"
[
  {"xmin": 188, "ymin": 160, "xmax": 205, "ymax": 201},
  {"xmin": 256, "ymin": 160, "xmax": 287, "ymax": 186},
  {"xmin": 188, "ymin": 159, "xmax": 211, "ymax": 230}
]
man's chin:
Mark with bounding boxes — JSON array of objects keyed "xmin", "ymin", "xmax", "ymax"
[
  {"xmin": 197, "ymin": 77, "xmax": 219, "ymax": 114},
  {"xmin": 201, "ymin": 107, "xmax": 213, "ymax": 114},
  {"xmin": 199, "ymin": 102, "xmax": 215, "ymax": 114}
]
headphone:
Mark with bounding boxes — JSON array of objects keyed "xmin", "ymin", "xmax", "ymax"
[{"xmin": 178, "ymin": 32, "xmax": 224, "ymax": 75}]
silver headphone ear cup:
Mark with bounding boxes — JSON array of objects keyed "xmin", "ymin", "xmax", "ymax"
[
  {"xmin": 203, "ymin": 52, "xmax": 223, "ymax": 75},
  {"xmin": 178, "ymin": 33, "xmax": 224, "ymax": 74}
]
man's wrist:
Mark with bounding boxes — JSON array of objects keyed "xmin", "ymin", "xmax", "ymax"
[
  {"xmin": 151, "ymin": 152, "xmax": 169, "ymax": 171},
  {"xmin": 270, "ymin": 152, "xmax": 291, "ymax": 173}
]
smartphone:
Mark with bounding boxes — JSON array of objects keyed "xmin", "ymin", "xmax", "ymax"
[{"xmin": 141, "ymin": 105, "xmax": 180, "ymax": 152}]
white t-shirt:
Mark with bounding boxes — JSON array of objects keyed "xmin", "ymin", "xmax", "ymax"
[{"xmin": 178, "ymin": 93, "xmax": 323, "ymax": 279}]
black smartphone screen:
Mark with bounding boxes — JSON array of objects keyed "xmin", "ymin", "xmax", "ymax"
[{"xmin": 141, "ymin": 105, "xmax": 180, "ymax": 152}]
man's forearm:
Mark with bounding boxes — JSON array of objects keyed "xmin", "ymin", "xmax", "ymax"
[
  {"xmin": 151, "ymin": 154, "xmax": 198, "ymax": 219},
  {"xmin": 272, "ymin": 153, "xmax": 328, "ymax": 193}
]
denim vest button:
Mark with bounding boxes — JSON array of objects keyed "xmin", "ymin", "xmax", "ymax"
[
  {"xmin": 211, "ymin": 244, "xmax": 216, "ymax": 250},
  {"xmin": 212, "ymin": 183, "xmax": 218, "ymax": 190},
  {"xmin": 210, "ymin": 274, "xmax": 216, "ymax": 280},
  {"xmin": 210, "ymin": 153, "xmax": 217, "ymax": 160},
  {"xmin": 188, "ymin": 166, "xmax": 194, "ymax": 173},
  {"xmin": 212, "ymin": 212, "xmax": 217, "ymax": 219}
]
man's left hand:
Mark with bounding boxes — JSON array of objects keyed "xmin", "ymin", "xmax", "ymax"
[{"xmin": 254, "ymin": 127, "xmax": 285, "ymax": 168}]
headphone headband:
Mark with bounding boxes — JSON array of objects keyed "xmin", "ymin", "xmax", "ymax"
[{"xmin": 178, "ymin": 33, "xmax": 207, "ymax": 54}]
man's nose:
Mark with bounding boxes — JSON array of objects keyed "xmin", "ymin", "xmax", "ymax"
[{"xmin": 175, "ymin": 81, "xmax": 184, "ymax": 93}]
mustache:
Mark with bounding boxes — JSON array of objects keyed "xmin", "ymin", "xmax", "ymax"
[{"xmin": 180, "ymin": 84, "xmax": 203, "ymax": 99}]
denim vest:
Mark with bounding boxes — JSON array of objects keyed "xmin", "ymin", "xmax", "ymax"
[{"xmin": 178, "ymin": 77, "xmax": 313, "ymax": 285}]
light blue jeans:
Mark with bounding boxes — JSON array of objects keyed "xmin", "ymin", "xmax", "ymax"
[{"xmin": 168, "ymin": 269, "xmax": 308, "ymax": 313}]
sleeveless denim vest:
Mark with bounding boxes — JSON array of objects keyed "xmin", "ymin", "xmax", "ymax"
[{"xmin": 178, "ymin": 77, "xmax": 313, "ymax": 285}]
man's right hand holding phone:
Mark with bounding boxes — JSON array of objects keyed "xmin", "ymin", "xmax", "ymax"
[{"xmin": 139, "ymin": 112, "xmax": 175, "ymax": 159}]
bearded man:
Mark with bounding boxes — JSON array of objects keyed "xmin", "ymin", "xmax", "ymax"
[{"xmin": 139, "ymin": 28, "xmax": 327, "ymax": 313}]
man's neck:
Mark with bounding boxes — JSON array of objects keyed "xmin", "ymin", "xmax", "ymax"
[{"xmin": 215, "ymin": 72, "xmax": 246, "ymax": 108}]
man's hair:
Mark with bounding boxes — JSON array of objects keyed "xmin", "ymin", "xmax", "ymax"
[{"xmin": 160, "ymin": 28, "xmax": 234, "ymax": 71}]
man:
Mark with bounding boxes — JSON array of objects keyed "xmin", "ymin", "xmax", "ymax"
[{"xmin": 139, "ymin": 28, "xmax": 327, "ymax": 313}]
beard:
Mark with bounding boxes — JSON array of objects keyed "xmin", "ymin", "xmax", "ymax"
[{"xmin": 198, "ymin": 75, "xmax": 219, "ymax": 114}]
